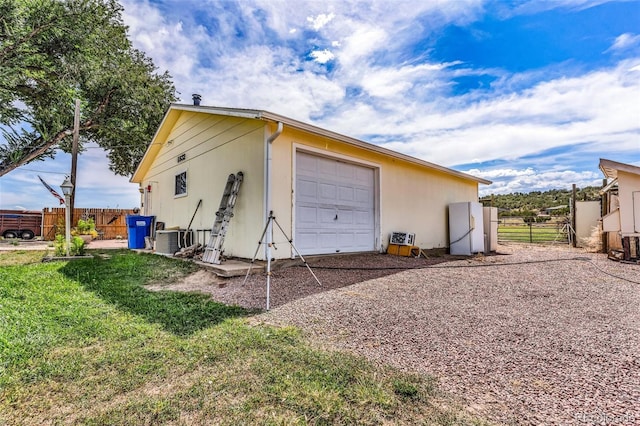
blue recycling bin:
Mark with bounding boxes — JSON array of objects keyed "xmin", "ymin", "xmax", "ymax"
[{"xmin": 126, "ymin": 215, "xmax": 154, "ymax": 249}]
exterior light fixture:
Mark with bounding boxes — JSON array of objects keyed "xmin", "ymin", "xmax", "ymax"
[{"xmin": 60, "ymin": 177, "xmax": 74, "ymax": 256}]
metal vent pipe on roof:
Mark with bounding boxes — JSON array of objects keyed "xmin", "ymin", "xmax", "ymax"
[{"xmin": 192, "ymin": 94, "xmax": 201, "ymax": 106}]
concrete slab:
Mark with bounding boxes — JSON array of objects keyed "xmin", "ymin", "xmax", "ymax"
[{"xmin": 195, "ymin": 259, "xmax": 265, "ymax": 278}]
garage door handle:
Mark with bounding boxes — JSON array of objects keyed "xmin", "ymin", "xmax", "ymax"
[{"xmin": 334, "ymin": 214, "xmax": 338, "ymax": 220}]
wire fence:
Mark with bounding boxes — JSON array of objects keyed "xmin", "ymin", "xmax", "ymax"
[{"xmin": 498, "ymin": 216, "xmax": 571, "ymax": 244}]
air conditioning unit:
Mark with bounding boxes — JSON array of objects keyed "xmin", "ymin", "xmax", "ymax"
[
  {"xmin": 390, "ymin": 231, "xmax": 415, "ymax": 246},
  {"xmin": 155, "ymin": 230, "xmax": 193, "ymax": 255}
]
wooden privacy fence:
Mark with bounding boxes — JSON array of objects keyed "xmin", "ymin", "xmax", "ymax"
[{"xmin": 42, "ymin": 208, "xmax": 136, "ymax": 241}]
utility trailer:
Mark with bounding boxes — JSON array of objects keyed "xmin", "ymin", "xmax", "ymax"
[{"xmin": 0, "ymin": 210, "xmax": 43, "ymax": 239}]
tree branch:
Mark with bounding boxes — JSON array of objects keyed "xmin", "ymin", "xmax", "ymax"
[
  {"xmin": 0, "ymin": 21, "xmax": 55, "ymax": 62},
  {"xmin": 0, "ymin": 129, "xmax": 71, "ymax": 177},
  {"xmin": 0, "ymin": 88, "xmax": 114, "ymax": 177}
]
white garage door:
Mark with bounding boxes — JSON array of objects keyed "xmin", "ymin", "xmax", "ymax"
[{"xmin": 295, "ymin": 151, "xmax": 376, "ymax": 255}]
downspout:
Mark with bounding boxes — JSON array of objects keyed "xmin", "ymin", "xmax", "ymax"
[
  {"xmin": 265, "ymin": 121, "xmax": 283, "ymax": 225},
  {"xmin": 265, "ymin": 121, "xmax": 283, "ymax": 311}
]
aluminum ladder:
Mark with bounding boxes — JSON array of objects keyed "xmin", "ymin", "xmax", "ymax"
[{"xmin": 202, "ymin": 172, "xmax": 243, "ymax": 264}]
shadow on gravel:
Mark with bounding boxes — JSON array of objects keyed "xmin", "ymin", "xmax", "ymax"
[{"xmin": 235, "ymin": 251, "xmax": 501, "ymax": 310}]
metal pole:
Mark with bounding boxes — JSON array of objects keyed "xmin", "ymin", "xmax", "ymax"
[
  {"xmin": 265, "ymin": 212, "xmax": 273, "ymax": 311},
  {"xmin": 65, "ymin": 194, "xmax": 71, "ymax": 256}
]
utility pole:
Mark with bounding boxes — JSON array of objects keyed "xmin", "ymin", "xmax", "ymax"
[{"xmin": 70, "ymin": 99, "xmax": 80, "ymax": 224}]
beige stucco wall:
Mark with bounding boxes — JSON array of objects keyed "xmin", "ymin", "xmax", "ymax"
[
  {"xmin": 270, "ymin": 125, "xmax": 479, "ymax": 258},
  {"xmin": 617, "ymin": 171, "xmax": 640, "ymax": 236},
  {"xmin": 139, "ymin": 111, "xmax": 265, "ymax": 258}
]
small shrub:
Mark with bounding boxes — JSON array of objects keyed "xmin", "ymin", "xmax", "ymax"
[
  {"xmin": 71, "ymin": 236, "xmax": 85, "ymax": 255},
  {"xmin": 54, "ymin": 234, "xmax": 86, "ymax": 256},
  {"xmin": 54, "ymin": 235, "xmax": 66, "ymax": 256}
]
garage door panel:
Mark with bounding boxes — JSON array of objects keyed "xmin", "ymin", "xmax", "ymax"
[
  {"xmin": 318, "ymin": 232, "xmax": 337, "ymax": 248},
  {"xmin": 356, "ymin": 167, "xmax": 374, "ymax": 185},
  {"xmin": 338, "ymin": 162, "xmax": 355, "ymax": 179},
  {"xmin": 337, "ymin": 232, "xmax": 355, "ymax": 248},
  {"xmin": 296, "ymin": 151, "xmax": 375, "ymax": 255},
  {"xmin": 337, "ymin": 209, "xmax": 353, "ymax": 225},
  {"xmin": 296, "ymin": 232, "xmax": 318, "ymax": 251},
  {"xmin": 354, "ymin": 209, "xmax": 372, "ymax": 225},
  {"xmin": 355, "ymin": 187, "xmax": 371, "ymax": 204},
  {"xmin": 338, "ymin": 186, "xmax": 355, "ymax": 203},
  {"xmin": 318, "ymin": 183, "xmax": 337, "ymax": 202},
  {"xmin": 297, "ymin": 206, "xmax": 317, "ymax": 224},
  {"xmin": 297, "ymin": 179, "xmax": 317, "ymax": 200},
  {"xmin": 318, "ymin": 207, "xmax": 337, "ymax": 224},
  {"xmin": 318, "ymin": 157, "xmax": 337, "ymax": 175},
  {"xmin": 297, "ymin": 154, "xmax": 317, "ymax": 175},
  {"xmin": 354, "ymin": 231, "xmax": 374, "ymax": 248}
]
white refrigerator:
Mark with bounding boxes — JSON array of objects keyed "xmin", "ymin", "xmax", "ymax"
[{"xmin": 449, "ymin": 202, "xmax": 485, "ymax": 255}]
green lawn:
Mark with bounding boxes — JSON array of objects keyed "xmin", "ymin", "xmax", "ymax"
[{"xmin": 0, "ymin": 250, "xmax": 487, "ymax": 425}]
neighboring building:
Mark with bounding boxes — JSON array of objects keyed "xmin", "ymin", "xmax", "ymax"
[
  {"xmin": 600, "ymin": 158, "xmax": 640, "ymax": 257},
  {"xmin": 131, "ymin": 103, "xmax": 491, "ymax": 260}
]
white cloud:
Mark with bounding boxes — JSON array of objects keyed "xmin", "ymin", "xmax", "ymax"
[
  {"xmin": 121, "ymin": 0, "xmax": 200, "ymax": 83},
  {"xmin": 310, "ymin": 49, "xmax": 335, "ymax": 64},
  {"xmin": 344, "ymin": 60, "xmax": 640, "ymax": 168},
  {"xmin": 607, "ymin": 33, "xmax": 640, "ymax": 52},
  {"xmin": 465, "ymin": 168, "xmax": 537, "ymax": 179},
  {"xmin": 338, "ymin": 25, "xmax": 389, "ymax": 67},
  {"xmin": 510, "ymin": 0, "xmax": 614, "ymax": 16},
  {"xmin": 307, "ymin": 12, "xmax": 335, "ymax": 31}
]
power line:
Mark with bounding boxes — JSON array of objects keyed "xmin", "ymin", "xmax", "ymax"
[{"xmin": 11, "ymin": 168, "xmax": 67, "ymax": 175}]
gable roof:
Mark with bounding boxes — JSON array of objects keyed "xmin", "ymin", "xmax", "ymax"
[
  {"xmin": 599, "ymin": 158, "xmax": 640, "ymax": 179},
  {"xmin": 132, "ymin": 104, "xmax": 491, "ymax": 185}
]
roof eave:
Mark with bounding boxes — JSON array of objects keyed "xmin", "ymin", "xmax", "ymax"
[{"xmin": 599, "ymin": 158, "xmax": 640, "ymax": 180}]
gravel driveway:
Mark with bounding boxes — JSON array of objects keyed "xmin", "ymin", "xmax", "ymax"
[{"xmin": 250, "ymin": 245, "xmax": 640, "ymax": 425}]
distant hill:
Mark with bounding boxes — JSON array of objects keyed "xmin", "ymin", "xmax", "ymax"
[{"xmin": 480, "ymin": 186, "xmax": 601, "ymax": 214}]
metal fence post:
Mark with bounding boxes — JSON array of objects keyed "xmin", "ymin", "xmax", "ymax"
[{"xmin": 529, "ymin": 223, "xmax": 533, "ymax": 243}]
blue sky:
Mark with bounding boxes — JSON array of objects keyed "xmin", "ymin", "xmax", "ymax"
[{"xmin": 1, "ymin": 0, "xmax": 639, "ymax": 211}]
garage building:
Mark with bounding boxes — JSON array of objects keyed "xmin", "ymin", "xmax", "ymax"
[{"xmin": 131, "ymin": 103, "xmax": 491, "ymax": 260}]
